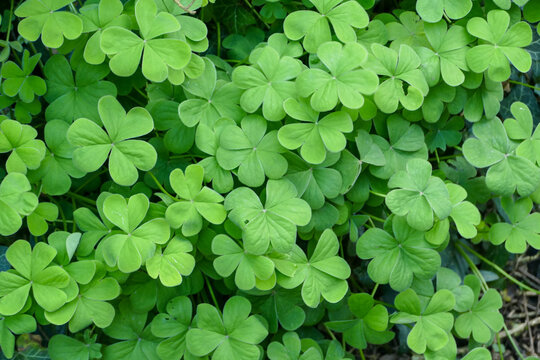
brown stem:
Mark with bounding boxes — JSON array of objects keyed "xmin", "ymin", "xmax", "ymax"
[{"xmin": 174, "ymin": 0, "xmax": 197, "ymax": 14}]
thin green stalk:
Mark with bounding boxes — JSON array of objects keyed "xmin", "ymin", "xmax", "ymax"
[
  {"xmin": 148, "ymin": 172, "xmax": 178, "ymax": 202},
  {"xmin": 5, "ymin": 0, "xmax": 15, "ymax": 43},
  {"xmin": 49, "ymin": 196, "xmax": 67, "ymax": 232},
  {"xmin": 369, "ymin": 190, "xmax": 386, "ymax": 198},
  {"xmin": 68, "ymin": 192, "xmax": 96, "ymax": 206},
  {"xmin": 497, "ymin": 333, "xmax": 504, "ymax": 360},
  {"xmin": 455, "ymin": 244, "xmax": 489, "ymax": 291},
  {"xmin": 204, "ymin": 276, "xmax": 221, "ymax": 316},
  {"xmin": 71, "ymin": 198, "xmax": 77, "ymax": 232},
  {"xmin": 371, "ymin": 283, "xmax": 379, "ymax": 297},
  {"xmin": 457, "ymin": 244, "xmax": 525, "ymax": 359},
  {"xmin": 242, "ymin": 0, "xmax": 271, "ymax": 29},
  {"xmin": 359, "ymin": 349, "xmax": 366, "ymax": 360},
  {"xmin": 434, "ymin": 149, "xmax": 440, "ymax": 164},
  {"xmin": 28, "ymin": 43, "xmax": 45, "ymax": 72},
  {"xmin": 458, "ymin": 242, "xmax": 540, "ymax": 295},
  {"xmin": 323, "ymin": 323, "xmax": 338, "ymax": 342},
  {"xmin": 216, "ymin": 21, "xmax": 221, "ymax": 58},
  {"xmin": 134, "ymin": 86, "xmax": 148, "ymax": 100},
  {"xmin": 361, "ymin": 212, "xmax": 386, "ymax": 223},
  {"xmin": 73, "ymin": 170, "xmax": 107, "ymax": 193},
  {"xmin": 508, "ymin": 79, "xmax": 540, "ymax": 92},
  {"xmin": 502, "ymin": 322, "xmax": 525, "ymax": 360}
]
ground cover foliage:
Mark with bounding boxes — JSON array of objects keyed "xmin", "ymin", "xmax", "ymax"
[{"xmin": 0, "ymin": 0, "xmax": 539, "ymax": 359}]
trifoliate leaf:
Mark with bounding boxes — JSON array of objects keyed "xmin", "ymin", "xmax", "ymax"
[{"xmin": 357, "ymin": 216, "xmax": 441, "ymax": 291}]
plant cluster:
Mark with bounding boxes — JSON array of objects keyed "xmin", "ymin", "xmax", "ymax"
[{"xmin": 0, "ymin": 0, "xmax": 539, "ymax": 359}]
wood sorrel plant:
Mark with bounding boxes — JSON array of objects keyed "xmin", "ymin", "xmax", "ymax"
[{"xmin": 0, "ymin": 0, "xmax": 539, "ymax": 359}]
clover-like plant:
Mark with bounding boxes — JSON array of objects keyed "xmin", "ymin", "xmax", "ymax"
[
  {"xmin": 79, "ymin": 0, "xmax": 131, "ymax": 65},
  {"xmin": 283, "ymin": 0, "xmax": 369, "ymax": 53},
  {"xmin": 216, "ymin": 115, "xmax": 287, "ymax": 187},
  {"xmin": 386, "ymin": 159, "xmax": 452, "ymax": 231},
  {"xmin": 416, "ymin": 0, "xmax": 472, "ymax": 23},
  {"xmin": 0, "ymin": 173, "xmax": 39, "ymax": 236},
  {"xmin": 278, "ymin": 229, "xmax": 350, "ymax": 308},
  {"xmin": 165, "ymin": 164, "xmax": 227, "ymax": 236},
  {"xmin": 97, "ymin": 193, "xmax": 170, "ymax": 273},
  {"xmin": 278, "ymin": 98, "xmax": 353, "ymax": 165},
  {"xmin": 489, "ymin": 197, "xmax": 540, "ymax": 253},
  {"xmin": 357, "ymin": 216, "xmax": 441, "ymax": 291},
  {"xmin": 67, "ymin": 95, "xmax": 157, "ymax": 186},
  {"xmin": 44, "ymin": 55, "xmax": 117, "ymax": 123},
  {"xmin": 212, "ymin": 234, "xmax": 275, "ymax": 291},
  {"xmin": 364, "ymin": 43, "xmax": 429, "ymax": 113},
  {"xmin": 296, "ymin": 41, "xmax": 378, "ymax": 112},
  {"xmin": 232, "ymin": 46, "xmax": 301, "ymax": 121},
  {"xmin": 0, "ymin": 241, "xmax": 70, "ymax": 315},
  {"xmin": 100, "ymin": 0, "xmax": 191, "ymax": 83},
  {"xmin": 186, "ymin": 296, "xmax": 268, "ymax": 360},
  {"xmin": 391, "ymin": 289, "xmax": 455, "ymax": 354},
  {"xmin": 225, "ymin": 179, "xmax": 311, "ymax": 254},
  {"xmin": 146, "ymin": 236, "xmax": 195, "ymax": 287},
  {"xmin": 463, "ymin": 115, "xmax": 540, "ymax": 197},
  {"xmin": 1, "ymin": 50, "xmax": 46, "ymax": 103},
  {"xmin": 466, "ymin": 10, "xmax": 532, "ymax": 82},
  {"xmin": 0, "ymin": 119, "xmax": 46, "ymax": 174},
  {"xmin": 15, "ymin": 0, "xmax": 83, "ymax": 48}
]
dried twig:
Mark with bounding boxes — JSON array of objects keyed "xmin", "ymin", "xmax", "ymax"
[
  {"xmin": 498, "ymin": 316, "xmax": 540, "ymax": 339},
  {"xmin": 174, "ymin": 0, "xmax": 197, "ymax": 15}
]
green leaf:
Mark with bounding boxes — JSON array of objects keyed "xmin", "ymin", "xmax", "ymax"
[
  {"xmin": 186, "ymin": 296, "xmax": 268, "ymax": 360},
  {"xmin": 165, "ymin": 164, "xmax": 227, "ymax": 236},
  {"xmin": 0, "ymin": 119, "xmax": 46, "ymax": 174},
  {"xmin": 15, "ymin": 0, "xmax": 83, "ymax": 48},
  {"xmin": 0, "ymin": 314, "xmax": 36, "ymax": 359},
  {"xmin": 67, "ymin": 95, "xmax": 157, "ymax": 186},
  {"xmin": 386, "ymin": 159, "xmax": 452, "ymax": 231},
  {"xmin": 463, "ymin": 116, "xmax": 540, "ymax": 197},
  {"xmin": 489, "ymin": 196, "xmax": 540, "ymax": 253},
  {"xmin": 44, "ymin": 55, "xmax": 117, "ymax": 123},
  {"xmin": 217, "ymin": 115, "xmax": 287, "ymax": 187},
  {"xmin": 447, "ymin": 183, "xmax": 481, "ymax": 239},
  {"xmin": 278, "ymin": 229, "xmax": 350, "ymax": 308},
  {"xmin": 100, "ymin": 0, "xmax": 191, "ymax": 83},
  {"xmin": 278, "ymin": 98, "xmax": 353, "ymax": 165},
  {"xmin": 212, "ymin": 234, "xmax": 275, "ymax": 290},
  {"xmin": 296, "ymin": 41, "xmax": 378, "ymax": 112},
  {"xmin": 0, "ymin": 173, "xmax": 39, "ymax": 236},
  {"xmin": 454, "ymin": 288, "xmax": 504, "ymax": 343},
  {"xmin": 49, "ymin": 334, "xmax": 102, "ymax": 360},
  {"xmin": 98, "ymin": 193, "xmax": 169, "ymax": 273},
  {"xmin": 416, "ymin": 0, "xmax": 472, "ymax": 23},
  {"xmin": 267, "ymin": 332, "xmax": 322, "ymax": 360},
  {"xmin": 232, "ymin": 46, "xmax": 301, "ymax": 121},
  {"xmin": 364, "ymin": 44, "xmax": 429, "ymax": 113},
  {"xmin": 146, "ymin": 236, "xmax": 195, "ymax": 287},
  {"xmin": 357, "ymin": 216, "xmax": 441, "ymax": 291},
  {"xmin": 0, "ymin": 240, "xmax": 69, "ymax": 314},
  {"xmin": 225, "ymin": 179, "xmax": 311, "ymax": 254},
  {"xmin": 1, "ymin": 50, "xmax": 46, "ymax": 103},
  {"xmin": 391, "ymin": 289, "xmax": 455, "ymax": 354},
  {"xmin": 466, "ymin": 10, "xmax": 532, "ymax": 81},
  {"xmin": 179, "ymin": 57, "xmax": 243, "ymax": 128},
  {"xmin": 283, "ymin": 0, "xmax": 369, "ymax": 53}
]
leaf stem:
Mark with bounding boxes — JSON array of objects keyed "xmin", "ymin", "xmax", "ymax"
[
  {"xmin": 369, "ymin": 190, "xmax": 386, "ymax": 198},
  {"xmin": 455, "ymin": 243, "xmax": 489, "ymax": 291},
  {"xmin": 323, "ymin": 323, "xmax": 338, "ymax": 341},
  {"xmin": 204, "ymin": 275, "xmax": 221, "ymax": 315},
  {"xmin": 508, "ymin": 79, "xmax": 540, "ymax": 92},
  {"xmin": 48, "ymin": 196, "xmax": 68, "ymax": 232},
  {"xmin": 371, "ymin": 283, "xmax": 379, "ymax": 297},
  {"xmin": 134, "ymin": 86, "xmax": 148, "ymax": 100},
  {"xmin": 502, "ymin": 322, "xmax": 525, "ymax": 359},
  {"xmin": 174, "ymin": 0, "xmax": 197, "ymax": 14},
  {"xmin": 216, "ymin": 21, "xmax": 221, "ymax": 58},
  {"xmin": 242, "ymin": 0, "xmax": 271, "ymax": 29},
  {"xmin": 148, "ymin": 171, "xmax": 178, "ymax": 202},
  {"xmin": 458, "ymin": 242, "xmax": 540, "ymax": 295},
  {"xmin": 5, "ymin": 0, "xmax": 14, "ymax": 43},
  {"xmin": 361, "ymin": 212, "xmax": 386, "ymax": 223},
  {"xmin": 359, "ymin": 349, "xmax": 366, "ymax": 360},
  {"xmin": 68, "ymin": 192, "xmax": 96, "ymax": 206}
]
